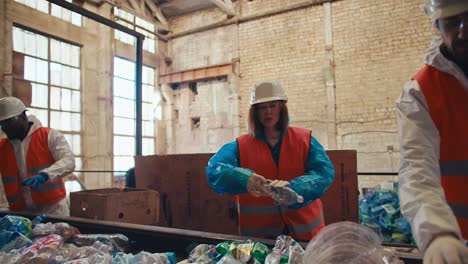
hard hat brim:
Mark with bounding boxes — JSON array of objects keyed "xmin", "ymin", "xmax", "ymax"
[
  {"xmin": 250, "ymin": 96, "xmax": 288, "ymax": 105},
  {"xmin": 0, "ymin": 109, "xmax": 26, "ymax": 122},
  {"xmin": 431, "ymin": 3, "xmax": 468, "ymax": 20}
]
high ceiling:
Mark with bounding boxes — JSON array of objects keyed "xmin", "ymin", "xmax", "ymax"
[{"xmin": 156, "ymin": 0, "xmax": 216, "ymax": 17}]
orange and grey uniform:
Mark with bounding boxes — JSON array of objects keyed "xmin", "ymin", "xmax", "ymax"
[
  {"xmin": 396, "ymin": 38, "xmax": 468, "ymax": 252},
  {"xmin": 206, "ymin": 126, "xmax": 334, "ymax": 241},
  {"xmin": 0, "ymin": 115, "xmax": 75, "ymax": 216}
]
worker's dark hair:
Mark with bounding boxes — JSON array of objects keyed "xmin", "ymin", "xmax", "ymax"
[{"xmin": 247, "ymin": 100, "xmax": 289, "ymax": 137}]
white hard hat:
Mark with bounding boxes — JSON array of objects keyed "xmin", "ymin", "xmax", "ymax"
[
  {"xmin": 425, "ymin": 0, "xmax": 468, "ymax": 20},
  {"xmin": 250, "ymin": 80, "xmax": 288, "ymax": 105},
  {"xmin": 0, "ymin": 97, "xmax": 27, "ymax": 121}
]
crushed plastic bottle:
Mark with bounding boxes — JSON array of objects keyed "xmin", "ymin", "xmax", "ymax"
[{"xmin": 265, "ymin": 180, "xmax": 303, "ymax": 205}]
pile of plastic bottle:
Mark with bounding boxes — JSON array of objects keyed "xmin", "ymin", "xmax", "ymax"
[
  {"xmin": 0, "ymin": 214, "xmax": 175, "ymax": 263},
  {"xmin": 359, "ymin": 182, "xmax": 415, "ymax": 245},
  {"xmin": 187, "ymin": 235, "xmax": 304, "ymax": 264}
]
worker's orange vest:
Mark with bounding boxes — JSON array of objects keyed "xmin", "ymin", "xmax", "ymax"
[
  {"xmin": 414, "ymin": 65, "xmax": 468, "ymax": 240},
  {"xmin": 236, "ymin": 127, "xmax": 325, "ymax": 241},
  {"xmin": 0, "ymin": 127, "xmax": 66, "ymax": 211}
]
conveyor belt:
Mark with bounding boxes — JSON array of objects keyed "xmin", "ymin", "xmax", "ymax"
[{"xmin": 0, "ymin": 210, "xmax": 422, "ymax": 263}]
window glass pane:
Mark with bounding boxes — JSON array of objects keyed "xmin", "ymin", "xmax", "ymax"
[
  {"xmin": 24, "ymin": 56, "xmax": 36, "ymax": 82},
  {"xmin": 142, "ymin": 138, "xmax": 154, "ymax": 155},
  {"xmin": 142, "ymin": 84, "xmax": 154, "ymax": 101},
  {"xmin": 142, "ymin": 120, "xmax": 153, "ymax": 137},
  {"xmin": 71, "ymin": 13, "xmax": 82, "ymax": 27},
  {"xmin": 70, "ymin": 46, "xmax": 80, "ymax": 67},
  {"xmin": 114, "ymin": 136, "xmax": 135, "ymax": 155},
  {"xmin": 61, "ymin": 88, "xmax": 71, "ymax": 111},
  {"xmin": 31, "ymin": 83, "xmax": 48, "ymax": 108},
  {"xmin": 73, "ymin": 134, "xmax": 81, "ymax": 155},
  {"xmin": 142, "ymin": 102, "xmax": 153, "ymax": 120},
  {"xmin": 62, "ymin": 8, "xmax": 71, "ymax": 23},
  {"xmin": 142, "ymin": 66, "xmax": 154, "ymax": 85},
  {"xmin": 13, "ymin": 27, "xmax": 25, "ymax": 53},
  {"xmin": 36, "ymin": 34, "xmax": 48, "ymax": 59},
  {"xmin": 60, "ymin": 111, "xmax": 72, "ymax": 131},
  {"xmin": 61, "ymin": 42, "xmax": 71, "ymax": 65},
  {"xmin": 50, "ymin": 111, "xmax": 60, "ymax": 129},
  {"xmin": 75, "ymin": 157, "xmax": 82, "ymax": 171},
  {"xmin": 24, "ymin": 0, "xmax": 34, "ymax": 8},
  {"xmin": 71, "ymin": 113, "xmax": 81, "ymax": 132},
  {"xmin": 37, "ymin": 0, "xmax": 48, "ymax": 13},
  {"xmin": 114, "ymin": 117, "xmax": 135, "ymax": 136},
  {"xmin": 61, "ymin": 65, "xmax": 71, "ymax": 88},
  {"xmin": 50, "ymin": 87, "xmax": 61, "ymax": 110},
  {"xmin": 64, "ymin": 134, "xmax": 72, "ymax": 149},
  {"xmin": 36, "ymin": 59, "xmax": 48, "ymax": 84},
  {"xmin": 28, "ymin": 108, "xmax": 48, "ymax": 126},
  {"xmin": 148, "ymin": 39, "xmax": 156, "ymax": 53},
  {"xmin": 51, "ymin": 39, "xmax": 61, "ymax": 62},
  {"xmin": 114, "ymin": 156, "xmax": 134, "ymax": 172},
  {"xmin": 71, "ymin": 90, "xmax": 80, "ymax": 112},
  {"xmin": 51, "ymin": 4, "xmax": 61, "ymax": 18},
  {"xmin": 50, "ymin": 62, "xmax": 62, "ymax": 86},
  {"xmin": 71, "ymin": 68, "xmax": 80, "ymax": 90},
  {"xmin": 24, "ymin": 31, "xmax": 37, "ymax": 57},
  {"xmin": 114, "ymin": 57, "xmax": 135, "ymax": 80},
  {"xmin": 114, "ymin": 77, "xmax": 135, "ymax": 99},
  {"xmin": 114, "ymin": 97, "xmax": 135, "ymax": 118}
]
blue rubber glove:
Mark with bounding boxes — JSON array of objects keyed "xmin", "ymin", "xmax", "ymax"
[{"xmin": 21, "ymin": 173, "xmax": 49, "ymax": 191}]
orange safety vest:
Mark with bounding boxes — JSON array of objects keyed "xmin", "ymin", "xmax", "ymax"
[
  {"xmin": 0, "ymin": 127, "xmax": 66, "ymax": 211},
  {"xmin": 414, "ymin": 65, "xmax": 468, "ymax": 240},
  {"xmin": 236, "ymin": 127, "xmax": 325, "ymax": 241}
]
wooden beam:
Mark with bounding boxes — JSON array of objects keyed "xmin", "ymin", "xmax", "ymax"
[
  {"xmin": 144, "ymin": 0, "xmax": 168, "ymax": 26},
  {"xmin": 127, "ymin": 0, "xmax": 140, "ymax": 11},
  {"xmin": 209, "ymin": 0, "xmax": 236, "ymax": 17},
  {"xmin": 160, "ymin": 63, "xmax": 233, "ymax": 84}
]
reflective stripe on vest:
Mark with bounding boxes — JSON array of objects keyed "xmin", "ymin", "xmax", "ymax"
[
  {"xmin": 6, "ymin": 194, "xmax": 22, "ymax": 204},
  {"xmin": 288, "ymin": 210, "xmax": 324, "ymax": 236},
  {"xmin": 2, "ymin": 175, "xmax": 18, "ymax": 184},
  {"xmin": 440, "ymin": 160, "xmax": 468, "ymax": 176},
  {"xmin": 239, "ymin": 204, "xmax": 291, "ymax": 215},
  {"xmin": 237, "ymin": 127, "xmax": 325, "ymax": 240},
  {"xmin": 27, "ymin": 165, "xmax": 50, "ymax": 175},
  {"xmin": 449, "ymin": 203, "xmax": 468, "ymax": 219},
  {"xmin": 414, "ymin": 65, "xmax": 468, "ymax": 240},
  {"xmin": 37, "ymin": 181, "xmax": 66, "ymax": 193}
]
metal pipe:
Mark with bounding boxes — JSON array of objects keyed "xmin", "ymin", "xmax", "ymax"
[{"xmin": 136, "ymin": 37, "xmax": 143, "ymax": 155}]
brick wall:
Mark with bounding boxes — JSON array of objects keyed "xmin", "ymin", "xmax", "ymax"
[{"xmin": 167, "ymin": 0, "xmax": 436, "ymax": 190}]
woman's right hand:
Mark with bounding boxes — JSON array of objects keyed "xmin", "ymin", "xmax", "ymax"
[{"xmin": 247, "ymin": 173, "xmax": 269, "ymax": 197}]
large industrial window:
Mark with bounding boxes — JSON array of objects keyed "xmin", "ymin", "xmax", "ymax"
[
  {"xmin": 113, "ymin": 57, "xmax": 155, "ymax": 172},
  {"xmin": 113, "ymin": 7, "xmax": 156, "ymax": 53},
  {"xmin": 14, "ymin": 0, "xmax": 82, "ymax": 27},
  {"xmin": 12, "ymin": 26, "xmax": 82, "ymax": 174}
]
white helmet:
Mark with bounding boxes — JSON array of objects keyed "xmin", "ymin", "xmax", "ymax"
[
  {"xmin": 0, "ymin": 97, "xmax": 27, "ymax": 121},
  {"xmin": 249, "ymin": 80, "xmax": 288, "ymax": 105},
  {"xmin": 425, "ymin": 0, "xmax": 468, "ymax": 20}
]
